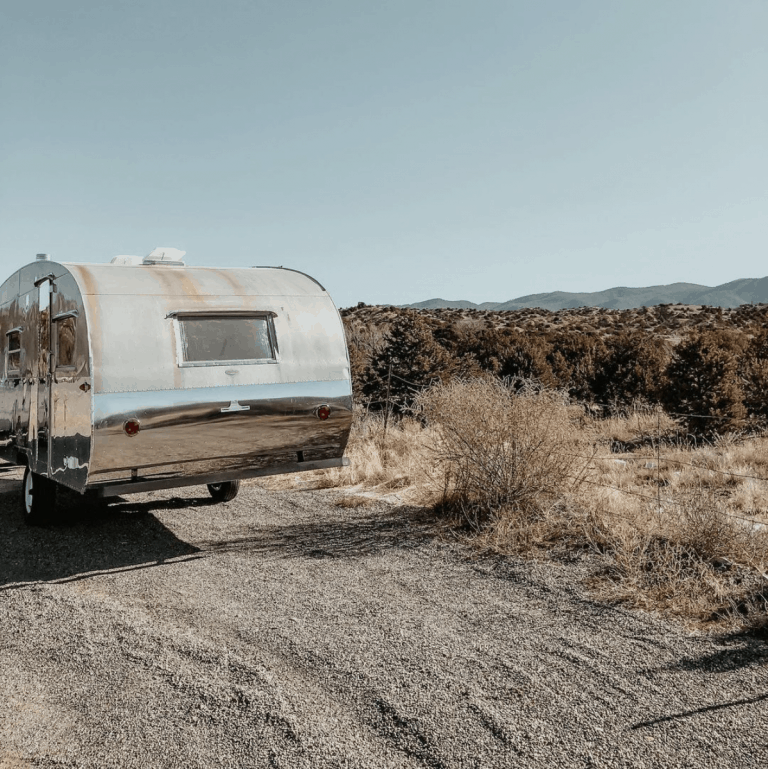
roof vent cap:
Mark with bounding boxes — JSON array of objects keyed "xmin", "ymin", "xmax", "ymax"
[
  {"xmin": 36, "ymin": 253, "xmax": 50, "ymax": 261},
  {"xmin": 143, "ymin": 247, "xmax": 186, "ymax": 266},
  {"xmin": 111, "ymin": 255, "xmax": 143, "ymax": 266}
]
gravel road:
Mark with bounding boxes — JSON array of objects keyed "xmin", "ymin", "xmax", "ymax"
[{"xmin": 1, "ymin": 469, "xmax": 767, "ymax": 768}]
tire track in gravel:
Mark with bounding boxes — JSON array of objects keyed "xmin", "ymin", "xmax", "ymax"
[{"xmin": 2, "ymin": 481, "xmax": 768, "ymax": 768}]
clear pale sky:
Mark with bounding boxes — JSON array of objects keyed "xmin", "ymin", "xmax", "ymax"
[{"xmin": 1, "ymin": 1, "xmax": 766, "ymax": 308}]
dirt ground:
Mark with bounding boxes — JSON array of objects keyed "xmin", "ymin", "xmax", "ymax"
[{"xmin": 1, "ymin": 469, "xmax": 767, "ymax": 768}]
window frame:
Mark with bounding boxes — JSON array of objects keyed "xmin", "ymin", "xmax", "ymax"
[
  {"xmin": 5, "ymin": 327, "xmax": 22, "ymax": 377},
  {"xmin": 53, "ymin": 311, "xmax": 78, "ymax": 371},
  {"xmin": 169, "ymin": 310, "xmax": 280, "ymax": 368}
]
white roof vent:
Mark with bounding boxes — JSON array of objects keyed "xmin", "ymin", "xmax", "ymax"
[
  {"xmin": 111, "ymin": 255, "xmax": 143, "ymax": 265},
  {"xmin": 143, "ymin": 247, "xmax": 186, "ymax": 266}
]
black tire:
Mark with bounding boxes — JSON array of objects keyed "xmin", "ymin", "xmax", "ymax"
[
  {"xmin": 207, "ymin": 480, "xmax": 240, "ymax": 503},
  {"xmin": 22, "ymin": 467, "xmax": 58, "ymax": 526}
]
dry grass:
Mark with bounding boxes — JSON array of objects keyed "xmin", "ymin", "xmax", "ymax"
[
  {"xmin": 557, "ymin": 406, "xmax": 768, "ymax": 628},
  {"xmin": 564, "ymin": 421, "xmax": 768, "ymax": 630},
  {"xmin": 260, "ymin": 409, "xmax": 433, "ymax": 501},
  {"xmin": 583, "ymin": 404, "xmax": 679, "ymax": 446},
  {"xmin": 265, "ymin": 382, "xmax": 768, "ymax": 631}
]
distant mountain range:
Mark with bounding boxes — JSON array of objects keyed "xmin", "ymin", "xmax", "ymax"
[{"xmin": 404, "ymin": 277, "xmax": 768, "ymax": 311}]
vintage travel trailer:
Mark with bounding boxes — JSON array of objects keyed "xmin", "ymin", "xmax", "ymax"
[{"xmin": 0, "ymin": 249, "xmax": 352, "ymax": 524}]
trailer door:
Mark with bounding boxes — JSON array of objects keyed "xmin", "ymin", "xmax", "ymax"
[{"xmin": 35, "ymin": 276, "xmax": 53, "ymax": 477}]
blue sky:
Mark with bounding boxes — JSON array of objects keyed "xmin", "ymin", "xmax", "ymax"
[{"xmin": 1, "ymin": 1, "xmax": 766, "ymax": 307}]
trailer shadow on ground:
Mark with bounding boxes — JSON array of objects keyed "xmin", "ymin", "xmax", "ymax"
[
  {"xmin": 196, "ymin": 504, "xmax": 441, "ymax": 561},
  {"xmin": 0, "ymin": 476, "xmax": 201, "ymax": 589}
]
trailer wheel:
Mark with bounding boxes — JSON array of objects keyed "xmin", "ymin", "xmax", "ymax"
[
  {"xmin": 22, "ymin": 467, "xmax": 57, "ymax": 526},
  {"xmin": 207, "ymin": 480, "xmax": 240, "ymax": 502}
]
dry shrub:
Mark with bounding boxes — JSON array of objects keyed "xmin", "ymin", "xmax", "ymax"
[
  {"xmin": 592, "ymin": 484, "xmax": 768, "ymax": 626},
  {"xmin": 415, "ymin": 378, "xmax": 593, "ymax": 542},
  {"xmin": 672, "ymin": 485, "xmax": 749, "ymax": 562}
]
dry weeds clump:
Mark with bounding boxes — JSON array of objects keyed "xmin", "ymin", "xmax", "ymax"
[
  {"xmin": 588, "ymin": 486, "xmax": 768, "ymax": 627},
  {"xmin": 572, "ymin": 420, "xmax": 768, "ymax": 628},
  {"xmin": 583, "ymin": 404, "xmax": 678, "ymax": 448},
  {"xmin": 414, "ymin": 379, "xmax": 595, "ymax": 549}
]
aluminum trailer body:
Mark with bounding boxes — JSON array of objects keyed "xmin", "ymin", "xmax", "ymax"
[{"xmin": 0, "ymin": 255, "xmax": 352, "ymax": 519}]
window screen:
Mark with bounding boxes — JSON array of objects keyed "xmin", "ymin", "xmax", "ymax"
[
  {"xmin": 56, "ymin": 317, "xmax": 76, "ymax": 367},
  {"xmin": 7, "ymin": 331, "xmax": 20, "ymax": 373},
  {"xmin": 179, "ymin": 316, "xmax": 275, "ymax": 363}
]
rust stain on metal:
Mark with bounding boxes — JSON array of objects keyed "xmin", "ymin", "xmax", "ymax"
[{"xmin": 213, "ymin": 268, "xmax": 248, "ymax": 295}]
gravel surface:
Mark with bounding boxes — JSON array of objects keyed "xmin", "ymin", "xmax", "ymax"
[{"xmin": 1, "ymin": 469, "xmax": 767, "ymax": 768}]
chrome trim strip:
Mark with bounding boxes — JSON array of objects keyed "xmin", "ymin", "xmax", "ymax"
[
  {"xmin": 92, "ymin": 379, "xmax": 352, "ymax": 419},
  {"xmin": 94, "ymin": 456, "xmax": 350, "ymax": 496},
  {"xmin": 250, "ymin": 266, "xmax": 326, "ymax": 292},
  {"xmin": 178, "ymin": 358, "xmax": 279, "ymax": 368},
  {"xmin": 166, "ymin": 309, "xmax": 278, "ymax": 319}
]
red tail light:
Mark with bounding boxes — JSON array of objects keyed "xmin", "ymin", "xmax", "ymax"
[
  {"xmin": 316, "ymin": 405, "xmax": 331, "ymax": 421},
  {"xmin": 124, "ymin": 418, "xmax": 141, "ymax": 436}
]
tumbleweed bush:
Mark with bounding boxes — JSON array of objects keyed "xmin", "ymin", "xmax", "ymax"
[{"xmin": 415, "ymin": 378, "xmax": 593, "ymax": 533}]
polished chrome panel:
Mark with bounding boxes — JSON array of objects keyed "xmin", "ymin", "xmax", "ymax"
[
  {"xmin": 89, "ymin": 379, "xmax": 352, "ymax": 478},
  {"xmin": 0, "ymin": 262, "xmax": 92, "ymax": 491},
  {"xmin": 47, "ymin": 271, "xmax": 92, "ymax": 490}
]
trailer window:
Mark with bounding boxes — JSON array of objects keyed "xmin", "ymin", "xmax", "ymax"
[
  {"xmin": 6, "ymin": 331, "xmax": 20, "ymax": 374},
  {"xmin": 178, "ymin": 316, "xmax": 276, "ymax": 364},
  {"xmin": 56, "ymin": 317, "xmax": 76, "ymax": 368}
]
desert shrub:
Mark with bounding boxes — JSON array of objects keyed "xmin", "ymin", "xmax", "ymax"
[
  {"xmin": 453, "ymin": 328, "xmax": 556, "ymax": 386},
  {"xmin": 415, "ymin": 378, "xmax": 591, "ymax": 532},
  {"xmin": 343, "ymin": 315, "xmax": 390, "ymax": 403},
  {"xmin": 599, "ymin": 331, "xmax": 670, "ymax": 405},
  {"xmin": 662, "ymin": 329, "xmax": 747, "ymax": 434},
  {"xmin": 368, "ymin": 311, "xmax": 457, "ymax": 411},
  {"xmin": 740, "ymin": 326, "xmax": 768, "ymax": 424},
  {"xmin": 545, "ymin": 331, "xmax": 609, "ymax": 402},
  {"xmin": 346, "ymin": 337, "xmax": 374, "ymax": 403},
  {"xmin": 342, "ymin": 306, "xmax": 764, "ymax": 415}
]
